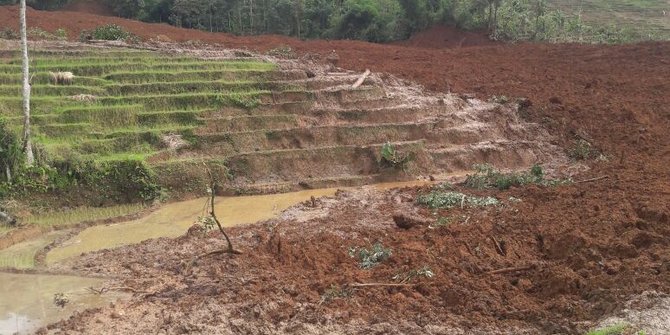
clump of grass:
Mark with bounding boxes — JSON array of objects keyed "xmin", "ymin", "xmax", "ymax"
[
  {"xmin": 417, "ymin": 191, "xmax": 499, "ymax": 209},
  {"xmin": 25, "ymin": 203, "xmax": 144, "ymax": 227},
  {"xmin": 380, "ymin": 141, "xmax": 413, "ymax": 170},
  {"xmin": 320, "ymin": 284, "xmax": 353, "ymax": 304},
  {"xmin": 585, "ymin": 323, "xmax": 635, "ymax": 335},
  {"xmin": 569, "ymin": 139, "xmax": 598, "ymax": 160},
  {"xmin": 80, "ymin": 24, "xmax": 138, "ymax": 42},
  {"xmin": 0, "ymin": 28, "xmax": 19, "ymax": 40},
  {"xmin": 464, "ymin": 164, "xmax": 570, "ymax": 190},
  {"xmin": 348, "ymin": 242, "xmax": 392, "ymax": 269},
  {"xmin": 220, "ymin": 92, "xmax": 261, "ymax": 110}
]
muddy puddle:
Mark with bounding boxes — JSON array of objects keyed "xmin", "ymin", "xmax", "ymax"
[
  {"xmin": 0, "ymin": 272, "xmax": 125, "ymax": 335},
  {"xmin": 46, "ymin": 181, "xmax": 429, "ymax": 265}
]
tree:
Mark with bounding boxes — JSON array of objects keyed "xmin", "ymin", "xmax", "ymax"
[{"xmin": 19, "ymin": 0, "xmax": 34, "ymax": 165}]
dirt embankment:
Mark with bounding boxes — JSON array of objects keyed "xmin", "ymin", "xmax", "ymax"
[
  {"xmin": 45, "ymin": 178, "xmax": 670, "ymax": 334},
  {"xmin": 392, "ymin": 24, "xmax": 497, "ymax": 48},
  {"xmin": 60, "ymin": 0, "xmax": 114, "ymax": 17}
]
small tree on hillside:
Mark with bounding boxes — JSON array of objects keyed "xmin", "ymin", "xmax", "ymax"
[{"xmin": 19, "ymin": 0, "xmax": 34, "ymax": 165}]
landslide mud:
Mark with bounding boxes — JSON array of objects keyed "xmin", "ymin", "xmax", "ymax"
[{"xmin": 44, "ymin": 182, "xmax": 670, "ymax": 334}]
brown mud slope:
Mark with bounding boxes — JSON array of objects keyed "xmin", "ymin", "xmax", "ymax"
[
  {"xmin": 46, "ymin": 181, "xmax": 670, "ymax": 334},
  {"xmin": 1, "ymin": 5, "xmax": 669, "ymax": 334},
  {"xmin": 60, "ymin": 0, "xmax": 114, "ymax": 17},
  {"xmin": 392, "ymin": 25, "xmax": 497, "ymax": 48}
]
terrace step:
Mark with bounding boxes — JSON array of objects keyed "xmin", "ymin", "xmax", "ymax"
[
  {"xmin": 228, "ymin": 174, "xmax": 401, "ymax": 195},
  {"xmin": 196, "ymin": 122, "xmax": 434, "ymax": 154},
  {"xmin": 103, "ymin": 69, "xmax": 309, "ymax": 84},
  {"xmin": 152, "ymin": 140, "xmax": 427, "ymax": 184},
  {"xmin": 0, "ymin": 85, "xmax": 105, "ymax": 96},
  {"xmin": 197, "ymin": 115, "xmax": 300, "ymax": 133},
  {"xmin": 427, "ymin": 140, "xmax": 549, "ymax": 173}
]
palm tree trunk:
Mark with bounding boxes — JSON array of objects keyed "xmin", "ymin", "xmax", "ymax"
[{"xmin": 20, "ymin": 0, "xmax": 34, "ymax": 166}]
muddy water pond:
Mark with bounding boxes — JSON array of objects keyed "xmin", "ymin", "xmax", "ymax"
[
  {"xmin": 46, "ymin": 181, "xmax": 428, "ymax": 264},
  {"xmin": 0, "ymin": 273, "xmax": 125, "ymax": 334}
]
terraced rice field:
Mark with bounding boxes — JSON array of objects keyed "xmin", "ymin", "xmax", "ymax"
[
  {"xmin": 0, "ymin": 49, "xmax": 278, "ymax": 163},
  {"xmin": 0, "ymin": 43, "xmax": 564, "ymax": 199}
]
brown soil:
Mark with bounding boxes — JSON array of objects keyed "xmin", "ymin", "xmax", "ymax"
[
  {"xmin": 392, "ymin": 25, "xmax": 497, "ymax": 48},
  {"xmin": 1, "ymin": 5, "xmax": 669, "ymax": 334},
  {"xmin": 60, "ymin": 0, "xmax": 114, "ymax": 17}
]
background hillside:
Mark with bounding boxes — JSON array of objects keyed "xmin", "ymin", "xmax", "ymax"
[
  {"xmin": 1, "ymin": 0, "xmax": 668, "ymax": 43},
  {"xmin": 548, "ymin": 0, "xmax": 670, "ymax": 40}
]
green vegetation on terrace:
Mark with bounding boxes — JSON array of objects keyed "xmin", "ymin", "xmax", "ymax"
[
  {"xmin": 0, "ymin": 50, "xmax": 280, "ymax": 204},
  {"xmin": 548, "ymin": 0, "xmax": 670, "ymax": 40}
]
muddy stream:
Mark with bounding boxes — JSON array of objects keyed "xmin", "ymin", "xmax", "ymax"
[{"xmin": 0, "ymin": 181, "xmax": 428, "ymax": 334}]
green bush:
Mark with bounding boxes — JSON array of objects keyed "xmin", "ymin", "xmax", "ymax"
[
  {"xmin": 80, "ymin": 24, "xmax": 137, "ymax": 42},
  {"xmin": 568, "ymin": 139, "xmax": 597, "ymax": 161},
  {"xmin": 0, "ymin": 119, "xmax": 22, "ymax": 184},
  {"xmin": 79, "ymin": 160, "xmax": 163, "ymax": 203},
  {"xmin": 380, "ymin": 141, "xmax": 413, "ymax": 170},
  {"xmin": 0, "ymin": 28, "xmax": 19, "ymax": 40}
]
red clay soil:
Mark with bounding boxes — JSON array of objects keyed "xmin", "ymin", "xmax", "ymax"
[
  {"xmin": 2, "ymin": 5, "xmax": 670, "ymax": 334},
  {"xmin": 392, "ymin": 24, "xmax": 497, "ymax": 48},
  {"xmin": 60, "ymin": 0, "xmax": 114, "ymax": 17}
]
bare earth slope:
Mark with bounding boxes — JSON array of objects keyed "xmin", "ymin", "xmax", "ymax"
[{"xmin": 1, "ymin": 5, "xmax": 669, "ymax": 334}]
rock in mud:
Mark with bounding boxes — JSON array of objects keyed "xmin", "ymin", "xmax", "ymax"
[{"xmin": 393, "ymin": 213, "xmax": 431, "ymax": 230}]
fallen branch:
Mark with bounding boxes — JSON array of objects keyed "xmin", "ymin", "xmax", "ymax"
[
  {"xmin": 349, "ymin": 282, "xmax": 415, "ymax": 288},
  {"xmin": 491, "ymin": 236, "xmax": 506, "ymax": 256},
  {"xmin": 486, "ymin": 265, "xmax": 535, "ymax": 275},
  {"xmin": 351, "ymin": 69, "xmax": 371, "ymax": 88},
  {"xmin": 575, "ymin": 175, "xmax": 609, "ymax": 184}
]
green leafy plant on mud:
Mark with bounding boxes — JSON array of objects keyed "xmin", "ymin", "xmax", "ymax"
[
  {"xmin": 349, "ymin": 242, "xmax": 392, "ymax": 269},
  {"xmin": 417, "ymin": 190, "xmax": 499, "ymax": 210},
  {"xmin": 380, "ymin": 141, "xmax": 413, "ymax": 170},
  {"xmin": 320, "ymin": 284, "xmax": 353, "ymax": 304},
  {"xmin": 464, "ymin": 164, "xmax": 570, "ymax": 190}
]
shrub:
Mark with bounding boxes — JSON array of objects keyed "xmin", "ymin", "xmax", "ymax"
[
  {"xmin": 380, "ymin": 141, "xmax": 412, "ymax": 170},
  {"xmin": 0, "ymin": 28, "xmax": 19, "ymax": 40},
  {"xmin": 80, "ymin": 24, "xmax": 136, "ymax": 42},
  {"xmin": 0, "ymin": 119, "xmax": 22, "ymax": 184},
  {"xmin": 568, "ymin": 139, "xmax": 597, "ymax": 160}
]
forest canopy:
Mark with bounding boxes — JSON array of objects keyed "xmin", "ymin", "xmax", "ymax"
[{"xmin": 0, "ymin": 0, "xmax": 656, "ymax": 43}]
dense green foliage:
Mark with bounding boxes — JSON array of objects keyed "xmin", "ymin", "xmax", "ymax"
[{"xmin": 1, "ymin": 0, "xmax": 661, "ymax": 43}]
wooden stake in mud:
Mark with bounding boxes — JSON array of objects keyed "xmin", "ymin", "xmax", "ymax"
[{"xmin": 203, "ymin": 163, "xmax": 241, "ymax": 255}]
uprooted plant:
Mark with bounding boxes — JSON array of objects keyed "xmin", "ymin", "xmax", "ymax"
[
  {"xmin": 349, "ymin": 242, "xmax": 392, "ymax": 269},
  {"xmin": 417, "ymin": 190, "xmax": 499, "ymax": 210},
  {"xmin": 464, "ymin": 164, "xmax": 570, "ymax": 190}
]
